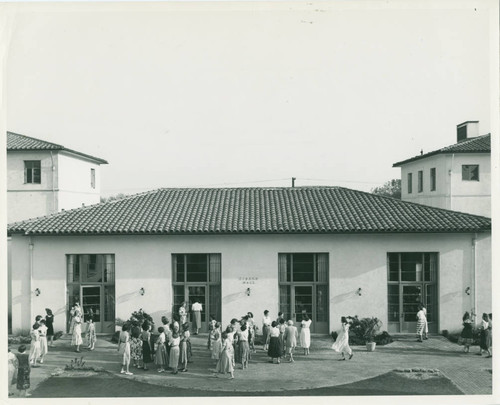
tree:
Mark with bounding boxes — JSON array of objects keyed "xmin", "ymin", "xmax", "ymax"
[
  {"xmin": 370, "ymin": 179, "xmax": 401, "ymax": 199},
  {"xmin": 100, "ymin": 193, "xmax": 128, "ymax": 203}
]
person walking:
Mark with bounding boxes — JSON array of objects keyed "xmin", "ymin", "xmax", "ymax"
[
  {"xmin": 300, "ymin": 314, "xmax": 312, "ymax": 355},
  {"xmin": 284, "ymin": 320, "xmax": 298, "ymax": 362},
  {"xmin": 458, "ymin": 312, "xmax": 474, "ymax": 353},
  {"xmin": 38, "ymin": 319, "xmax": 48, "ymax": 364},
  {"xmin": 416, "ymin": 304, "xmax": 426, "ymax": 342},
  {"xmin": 331, "ymin": 316, "xmax": 353, "ymax": 360},
  {"xmin": 267, "ymin": 321, "xmax": 282, "ymax": 364},
  {"xmin": 214, "ymin": 331, "xmax": 234, "ymax": 379},
  {"xmin": 191, "ymin": 299, "xmax": 203, "ymax": 335}
]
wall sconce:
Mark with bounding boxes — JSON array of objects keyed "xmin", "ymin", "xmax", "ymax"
[
  {"xmin": 246, "ymin": 288, "xmax": 251, "ymax": 296},
  {"xmin": 34, "ymin": 288, "xmax": 41, "ymax": 296},
  {"xmin": 356, "ymin": 288, "xmax": 362, "ymax": 296},
  {"xmin": 139, "ymin": 288, "xmax": 145, "ymax": 296},
  {"xmin": 465, "ymin": 287, "xmax": 471, "ymax": 296}
]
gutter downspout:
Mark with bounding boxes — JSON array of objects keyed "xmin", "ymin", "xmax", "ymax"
[
  {"xmin": 449, "ymin": 153, "xmax": 455, "ymax": 211},
  {"xmin": 29, "ymin": 236, "xmax": 34, "ymax": 325},
  {"xmin": 472, "ymin": 234, "xmax": 477, "ymax": 324},
  {"xmin": 50, "ymin": 151, "xmax": 56, "ymax": 213}
]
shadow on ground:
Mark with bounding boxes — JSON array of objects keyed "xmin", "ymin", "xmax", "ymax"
[{"xmin": 31, "ymin": 370, "xmax": 463, "ymax": 397}]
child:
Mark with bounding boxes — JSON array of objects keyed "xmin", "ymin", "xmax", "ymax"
[
  {"xmin": 211, "ymin": 323, "xmax": 222, "ymax": 364},
  {"xmin": 458, "ymin": 312, "xmax": 473, "ymax": 352},
  {"xmin": 8, "ymin": 349, "xmax": 18, "ymax": 397},
  {"xmin": 141, "ymin": 322, "xmax": 153, "ymax": 370},
  {"xmin": 45, "ymin": 308, "xmax": 55, "ymax": 347},
  {"xmin": 331, "ymin": 316, "xmax": 354, "ymax": 360},
  {"xmin": 16, "ymin": 345, "xmax": 31, "ymax": 397},
  {"xmin": 38, "ymin": 319, "xmax": 48, "ymax": 364},
  {"xmin": 154, "ymin": 327, "xmax": 168, "ymax": 372},
  {"xmin": 214, "ymin": 331, "xmax": 234, "ymax": 379},
  {"xmin": 179, "ymin": 324, "xmax": 190, "ymax": 372},
  {"xmin": 28, "ymin": 323, "xmax": 41, "ymax": 366},
  {"xmin": 118, "ymin": 324, "xmax": 133, "ymax": 375},
  {"xmin": 87, "ymin": 316, "xmax": 97, "ymax": 350},
  {"xmin": 130, "ymin": 325, "xmax": 143, "ymax": 369},
  {"xmin": 284, "ymin": 320, "xmax": 298, "ymax": 362},
  {"xmin": 169, "ymin": 331, "xmax": 181, "ymax": 374}
]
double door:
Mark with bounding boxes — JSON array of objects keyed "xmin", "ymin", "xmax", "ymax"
[
  {"xmin": 282, "ymin": 284, "xmax": 328, "ymax": 333},
  {"xmin": 173, "ymin": 285, "xmax": 208, "ymax": 332},
  {"xmin": 79, "ymin": 285, "xmax": 115, "ymax": 333}
]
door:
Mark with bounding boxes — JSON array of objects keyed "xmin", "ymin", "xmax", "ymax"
[
  {"xmin": 293, "ymin": 285, "xmax": 313, "ymax": 327},
  {"xmin": 401, "ymin": 284, "xmax": 422, "ymax": 332},
  {"xmin": 187, "ymin": 286, "xmax": 207, "ymax": 332},
  {"xmin": 81, "ymin": 285, "xmax": 101, "ymax": 333}
]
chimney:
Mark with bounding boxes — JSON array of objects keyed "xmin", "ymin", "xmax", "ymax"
[{"xmin": 457, "ymin": 121, "xmax": 479, "ymax": 143}]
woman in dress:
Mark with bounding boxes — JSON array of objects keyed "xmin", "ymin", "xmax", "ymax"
[
  {"xmin": 247, "ymin": 312, "xmax": 257, "ymax": 353},
  {"xmin": 211, "ymin": 323, "xmax": 222, "ymax": 364},
  {"xmin": 28, "ymin": 323, "xmax": 41, "ymax": 366},
  {"xmin": 179, "ymin": 323, "xmax": 190, "ymax": 372},
  {"xmin": 238, "ymin": 323, "xmax": 250, "ymax": 369},
  {"xmin": 284, "ymin": 320, "xmax": 298, "ymax": 362},
  {"xmin": 485, "ymin": 313, "xmax": 492, "ymax": 358},
  {"xmin": 300, "ymin": 314, "xmax": 312, "ymax": 355},
  {"xmin": 45, "ymin": 308, "xmax": 55, "ymax": 347},
  {"xmin": 278, "ymin": 318, "xmax": 286, "ymax": 357},
  {"xmin": 267, "ymin": 321, "xmax": 282, "ymax": 364},
  {"xmin": 154, "ymin": 327, "xmax": 168, "ymax": 372},
  {"xmin": 8, "ymin": 349, "xmax": 18, "ymax": 397},
  {"xmin": 169, "ymin": 331, "xmax": 181, "ymax": 374},
  {"xmin": 38, "ymin": 319, "xmax": 48, "ymax": 364},
  {"xmin": 130, "ymin": 325, "xmax": 143, "ymax": 369},
  {"xmin": 331, "ymin": 316, "xmax": 353, "ymax": 360},
  {"xmin": 71, "ymin": 314, "xmax": 83, "ymax": 352},
  {"xmin": 16, "ymin": 345, "xmax": 31, "ymax": 397},
  {"xmin": 458, "ymin": 312, "xmax": 474, "ymax": 353},
  {"xmin": 214, "ymin": 331, "xmax": 234, "ymax": 379},
  {"xmin": 208, "ymin": 315, "xmax": 217, "ymax": 349},
  {"xmin": 416, "ymin": 304, "xmax": 426, "ymax": 342},
  {"xmin": 179, "ymin": 302, "xmax": 188, "ymax": 326},
  {"xmin": 141, "ymin": 322, "xmax": 153, "ymax": 370},
  {"xmin": 262, "ymin": 310, "xmax": 272, "ymax": 351},
  {"xmin": 118, "ymin": 324, "xmax": 133, "ymax": 375}
]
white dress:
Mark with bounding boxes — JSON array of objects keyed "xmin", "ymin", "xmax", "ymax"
[
  {"xmin": 331, "ymin": 322, "xmax": 352, "ymax": 355},
  {"xmin": 300, "ymin": 319, "xmax": 312, "ymax": 348}
]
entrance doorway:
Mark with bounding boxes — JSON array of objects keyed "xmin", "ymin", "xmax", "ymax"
[{"xmin": 278, "ymin": 253, "xmax": 329, "ymax": 333}]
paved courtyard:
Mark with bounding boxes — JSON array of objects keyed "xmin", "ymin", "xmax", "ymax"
[{"xmin": 8, "ymin": 333, "xmax": 493, "ymax": 398}]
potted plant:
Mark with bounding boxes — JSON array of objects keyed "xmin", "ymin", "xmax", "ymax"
[{"xmin": 360, "ymin": 317, "xmax": 382, "ymax": 351}]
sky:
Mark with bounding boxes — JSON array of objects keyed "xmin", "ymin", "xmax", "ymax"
[{"xmin": 3, "ymin": 1, "xmax": 497, "ymax": 198}]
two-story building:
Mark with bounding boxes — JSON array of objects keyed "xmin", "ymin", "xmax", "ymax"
[
  {"xmin": 7, "ymin": 132, "xmax": 108, "ymax": 223},
  {"xmin": 393, "ymin": 121, "xmax": 491, "ymax": 217}
]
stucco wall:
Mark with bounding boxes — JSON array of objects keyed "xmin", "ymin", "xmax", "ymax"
[{"xmin": 9, "ymin": 232, "xmax": 491, "ymax": 335}]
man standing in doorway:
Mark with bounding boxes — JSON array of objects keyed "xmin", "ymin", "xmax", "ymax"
[{"xmin": 191, "ymin": 299, "xmax": 203, "ymax": 335}]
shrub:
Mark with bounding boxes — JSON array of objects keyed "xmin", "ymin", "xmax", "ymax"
[
  {"xmin": 112, "ymin": 308, "xmax": 155, "ymax": 343},
  {"xmin": 332, "ymin": 315, "xmax": 391, "ymax": 346}
]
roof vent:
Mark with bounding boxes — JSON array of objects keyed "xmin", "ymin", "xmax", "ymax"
[{"xmin": 457, "ymin": 121, "xmax": 479, "ymax": 143}]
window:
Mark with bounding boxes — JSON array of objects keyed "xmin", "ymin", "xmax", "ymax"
[
  {"xmin": 417, "ymin": 171, "xmax": 423, "ymax": 192},
  {"xmin": 430, "ymin": 168, "xmax": 436, "ymax": 191},
  {"xmin": 91, "ymin": 169, "xmax": 96, "ymax": 189},
  {"xmin": 462, "ymin": 165, "xmax": 479, "ymax": 181},
  {"xmin": 24, "ymin": 161, "xmax": 41, "ymax": 184},
  {"xmin": 387, "ymin": 252, "xmax": 437, "ymax": 282},
  {"xmin": 407, "ymin": 173, "xmax": 412, "ymax": 194},
  {"xmin": 173, "ymin": 254, "xmax": 221, "ymax": 283}
]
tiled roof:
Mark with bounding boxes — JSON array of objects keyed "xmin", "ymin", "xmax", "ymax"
[
  {"xmin": 393, "ymin": 134, "xmax": 491, "ymax": 167},
  {"xmin": 7, "ymin": 132, "xmax": 108, "ymax": 164},
  {"xmin": 7, "ymin": 187, "xmax": 491, "ymax": 236}
]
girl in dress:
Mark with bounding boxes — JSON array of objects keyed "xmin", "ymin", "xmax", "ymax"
[
  {"xmin": 458, "ymin": 312, "xmax": 474, "ymax": 352},
  {"xmin": 416, "ymin": 304, "xmax": 426, "ymax": 342},
  {"xmin": 247, "ymin": 312, "xmax": 257, "ymax": 353},
  {"xmin": 118, "ymin": 324, "xmax": 133, "ymax": 375},
  {"xmin": 38, "ymin": 319, "xmax": 48, "ymax": 364},
  {"xmin": 208, "ymin": 315, "xmax": 217, "ymax": 349},
  {"xmin": 130, "ymin": 325, "xmax": 143, "ymax": 369},
  {"xmin": 479, "ymin": 313, "xmax": 489, "ymax": 355},
  {"xmin": 278, "ymin": 318, "xmax": 286, "ymax": 357},
  {"xmin": 16, "ymin": 345, "xmax": 31, "ymax": 397},
  {"xmin": 141, "ymin": 322, "xmax": 153, "ymax": 370},
  {"xmin": 28, "ymin": 324, "xmax": 41, "ymax": 366},
  {"xmin": 154, "ymin": 327, "xmax": 168, "ymax": 372},
  {"xmin": 331, "ymin": 316, "xmax": 353, "ymax": 360},
  {"xmin": 211, "ymin": 323, "xmax": 222, "ymax": 364},
  {"xmin": 72, "ymin": 314, "xmax": 83, "ymax": 352},
  {"xmin": 86, "ymin": 316, "xmax": 97, "ymax": 350},
  {"xmin": 284, "ymin": 320, "xmax": 298, "ymax": 362},
  {"xmin": 169, "ymin": 331, "xmax": 181, "ymax": 374},
  {"xmin": 262, "ymin": 310, "xmax": 272, "ymax": 351},
  {"xmin": 300, "ymin": 314, "xmax": 312, "ymax": 355},
  {"xmin": 214, "ymin": 331, "xmax": 234, "ymax": 379},
  {"xmin": 45, "ymin": 308, "xmax": 55, "ymax": 347},
  {"xmin": 267, "ymin": 321, "xmax": 282, "ymax": 364},
  {"xmin": 179, "ymin": 323, "xmax": 190, "ymax": 372},
  {"xmin": 8, "ymin": 349, "xmax": 18, "ymax": 397},
  {"xmin": 179, "ymin": 302, "xmax": 188, "ymax": 326},
  {"xmin": 421, "ymin": 302, "xmax": 429, "ymax": 340},
  {"xmin": 238, "ymin": 323, "xmax": 250, "ymax": 369}
]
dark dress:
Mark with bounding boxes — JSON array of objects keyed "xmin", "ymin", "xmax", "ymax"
[
  {"xmin": 268, "ymin": 336, "xmax": 282, "ymax": 358},
  {"xmin": 141, "ymin": 331, "xmax": 153, "ymax": 363},
  {"xmin": 458, "ymin": 320, "xmax": 474, "ymax": 345},
  {"xmin": 16, "ymin": 353, "xmax": 30, "ymax": 390},
  {"xmin": 45, "ymin": 314, "xmax": 54, "ymax": 336}
]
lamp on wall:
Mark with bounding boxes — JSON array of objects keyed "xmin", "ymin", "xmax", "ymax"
[
  {"xmin": 34, "ymin": 288, "xmax": 41, "ymax": 296},
  {"xmin": 356, "ymin": 288, "xmax": 362, "ymax": 296},
  {"xmin": 246, "ymin": 288, "xmax": 251, "ymax": 296},
  {"xmin": 465, "ymin": 287, "xmax": 471, "ymax": 296},
  {"xmin": 139, "ymin": 287, "xmax": 145, "ymax": 296}
]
